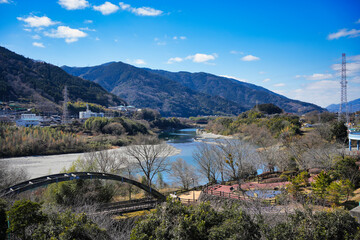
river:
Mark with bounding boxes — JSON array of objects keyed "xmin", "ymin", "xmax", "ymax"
[
  {"xmin": 1, "ymin": 128, "xmax": 261, "ymax": 184},
  {"xmin": 0, "ymin": 128, "xmax": 209, "ymax": 179}
]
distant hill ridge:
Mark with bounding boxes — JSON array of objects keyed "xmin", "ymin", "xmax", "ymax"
[
  {"xmin": 62, "ymin": 62, "xmax": 246, "ymax": 117},
  {"xmin": 0, "ymin": 46, "xmax": 125, "ymax": 109},
  {"xmin": 62, "ymin": 61, "xmax": 323, "ymax": 116},
  {"xmin": 327, "ymin": 98, "xmax": 360, "ymax": 113},
  {"xmin": 146, "ymin": 69, "xmax": 324, "ymax": 114}
]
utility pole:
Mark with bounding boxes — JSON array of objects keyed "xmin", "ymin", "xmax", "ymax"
[
  {"xmin": 338, "ymin": 53, "xmax": 349, "ymax": 124},
  {"xmin": 62, "ymin": 86, "xmax": 69, "ymax": 124}
]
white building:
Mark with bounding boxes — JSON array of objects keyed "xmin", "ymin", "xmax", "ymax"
[
  {"xmin": 126, "ymin": 106, "xmax": 137, "ymax": 112},
  {"xmin": 16, "ymin": 114, "xmax": 43, "ymax": 127},
  {"xmin": 108, "ymin": 105, "xmax": 139, "ymax": 112},
  {"xmin": 108, "ymin": 105, "xmax": 127, "ymax": 111},
  {"xmin": 79, "ymin": 104, "xmax": 104, "ymax": 119}
]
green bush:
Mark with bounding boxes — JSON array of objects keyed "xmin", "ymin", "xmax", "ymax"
[
  {"xmin": 264, "ymin": 209, "xmax": 359, "ymax": 240},
  {"xmin": 131, "ymin": 200, "xmax": 261, "ymax": 240}
]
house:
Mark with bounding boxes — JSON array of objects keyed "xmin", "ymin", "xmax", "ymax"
[
  {"xmin": 16, "ymin": 114, "xmax": 42, "ymax": 127},
  {"xmin": 79, "ymin": 104, "xmax": 104, "ymax": 119}
]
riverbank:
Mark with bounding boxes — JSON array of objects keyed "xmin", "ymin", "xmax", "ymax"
[
  {"xmin": 195, "ymin": 129, "xmax": 234, "ymax": 140},
  {"xmin": 0, "ymin": 143, "xmax": 181, "ymax": 179}
]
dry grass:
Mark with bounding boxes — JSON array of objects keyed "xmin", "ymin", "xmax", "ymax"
[
  {"xmin": 114, "ymin": 209, "xmax": 156, "ymax": 219},
  {"xmin": 350, "ymin": 188, "xmax": 360, "ymax": 202}
]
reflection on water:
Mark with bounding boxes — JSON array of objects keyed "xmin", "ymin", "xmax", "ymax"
[
  {"xmin": 160, "ymin": 128, "xmax": 213, "ymax": 166},
  {"xmin": 159, "ymin": 128, "xmax": 198, "ymax": 143}
]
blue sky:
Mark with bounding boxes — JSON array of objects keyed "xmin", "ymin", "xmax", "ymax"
[{"xmin": 1, "ymin": 0, "xmax": 359, "ymax": 107}]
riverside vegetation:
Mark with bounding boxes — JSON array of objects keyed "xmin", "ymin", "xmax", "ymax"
[{"xmin": 0, "ymin": 108, "xmax": 188, "ymax": 158}]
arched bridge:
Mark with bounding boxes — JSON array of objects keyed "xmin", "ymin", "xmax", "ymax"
[{"xmin": 0, "ymin": 172, "xmax": 166, "ymax": 201}]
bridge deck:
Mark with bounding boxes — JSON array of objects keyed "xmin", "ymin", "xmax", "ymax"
[{"xmin": 0, "ymin": 172, "xmax": 166, "ymax": 201}]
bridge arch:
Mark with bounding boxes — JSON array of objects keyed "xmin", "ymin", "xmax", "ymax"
[{"xmin": 0, "ymin": 172, "xmax": 166, "ymax": 201}]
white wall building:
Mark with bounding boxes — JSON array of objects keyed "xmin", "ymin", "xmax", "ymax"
[
  {"xmin": 79, "ymin": 104, "xmax": 104, "ymax": 119},
  {"xmin": 16, "ymin": 114, "xmax": 42, "ymax": 127}
]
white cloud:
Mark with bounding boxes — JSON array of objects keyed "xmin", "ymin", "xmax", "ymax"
[
  {"xmin": 119, "ymin": 2, "xmax": 130, "ymax": 10},
  {"xmin": 134, "ymin": 59, "xmax": 146, "ymax": 65},
  {"xmin": 230, "ymin": 50, "xmax": 243, "ymax": 55},
  {"xmin": 306, "ymin": 80, "xmax": 337, "ymax": 90},
  {"xmin": 154, "ymin": 37, "xmax": 167, "ymax": 45},
  {"xmin": 0, "ymin": 0, "xmax": 9, "ymax": 3},
  {"xmin": 32, "ymin": 34, "xmax": 41, "ymax": 40},
  {"xmin": 291, "ymin": 80, "xmax": 341, "ymax": 107},
  {"xmin": 332, "ymin": 62, "xmax": 360, "ymax": 76},
  {"xmin": 259, "ymin": 71, "xmax": 265, "ymax": 74},
  {"xmin": 327, "ymin": 28, "xmax": 360, "ymax": 40},
  {"xmin": 58, "ymin": 0, "xmax": 89, "ymax": 10},
  {"xmin": 167, "ymin": 57, "xmax": 183, "ymax": 64},
  {"xmin": 84, "ymin": 19, "xmax": 93, "ymax": 24},
  {"xmin": 352, "ymin": 76, "xmax": 360, "ymax": 83},
  {"xmin": 220, "ymin": 75, "xmax": 247, "ymax": 82},
  {"xmin": 119, "ymin": 2, "xmax": 163, "ymax": 16},
  {"xmin": 186, "ymin": 53, "xmax": 217, "ymax": 63},
  {"xmin": 348, "ymin": 55, "xmax": 360, "ymax": 61},
  {"xmin": 241, "ymin": 54, "xmax": 260, "ymax": 61},
  {"xmin": 79, "ymin": 27, "xmax": 96, "ymax": 32},
  {"xmin": 273, "ymin": 83, "xmax": 285, "ymax": 87},
  {"xmin": 94, "ymin": 2, "xmax": 119, "ymax": 15},
  {"xmin": 44, "ymin": 26, "xmax": 87, "ymax": 43},
  {"xmin": 306, "ymin": 73, "xmax": 333, "ymax": 80},
  {"xmin": 32, "ymin": 42, "xmax": 45, "ymax": 48},
  {"xmin": 17, "ymin": 15, "xmax": 58, "ymax": 28},
  {"xmin": 95, "ymin": 37, "xmax": 100, "ymax": 41},
  {"xmin": 173, "ymin": 36, "xmax": 186, "ymax": 40},
  {"xmin": 263, "ymin": 78, "xmax": 270, "ymax": 82},
  {"xmin": 167, "ymin": 53, "xmax": 217, "ymax": 64},
  {"xmin": 290, "ymin": 55, "xmax": 360, "ymax": 107}
]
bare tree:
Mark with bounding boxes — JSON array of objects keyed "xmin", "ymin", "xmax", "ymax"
[
  {"xmin": 82, "ymin": 150, "xmax": 123, "ymax": 173},
  {"xmin": 216, "ymin": 139, "xmax": 260, "ymax": 181},
  {"xmin": 0, "ymin": 161, "xmax": 28, "ymax": 189},
  {"xmin": 125, "ymin": 135, "xmax": 175, "ymax": 187},
  {"xmin": 301, "ymin": 143, "xmax": 341, "ymax": 170},
  {"xmin": 193, "ymin": 143, "xmax": 219, "ymax": 184},
  {"xmin": 117, "ymin": 153, "xmax": 137, "ymax": 200},
  {"xmin": 171, "ymin": 158, "xmax": 199, "ymax": 190}
]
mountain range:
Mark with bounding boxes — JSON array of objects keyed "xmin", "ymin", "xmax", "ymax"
[
  {"xmin": 326, "ymin": 98, "xmax": 360, "ymax": 113},
  {"xmin": 0, "ymin": 46, "xmax": 324, "ymax": 117},
  {"xmin": 0, "ymin": 47, "xmax": 125, "ymax": 110},
  {"xmin": 62, "ymin": 62, "xmax": 245, "ymax": 117},
  {"xmin": 62, "ymin": 61, "xmax": 323, "ymax": 116}
]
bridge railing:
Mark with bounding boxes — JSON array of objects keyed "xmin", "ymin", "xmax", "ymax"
[{"xmin": 0, "ymin": 172, "xmax": 166, "ymax": 201}]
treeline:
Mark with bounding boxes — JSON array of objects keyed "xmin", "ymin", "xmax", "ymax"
[
  {"xmin": 207, "ymin": 109, "xmax": 301, "ymax": 137},
  {"xmin": 133, "ymin": 108, "xmax": 189, "ymax": 130},
  {"xmin": 0, "ymin": 108, "xmax": 189, "ymax": 158},
  {"xmin": 67, "ymin": 101, "xmax": 107, "ymax": 116},
  {"xmin": 0, "ymin": 124, "xmax": 87, "ymax": 158},
  {"xmin": 84, "ymin": 117, "xmax": 148, "ymax": 135}
]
